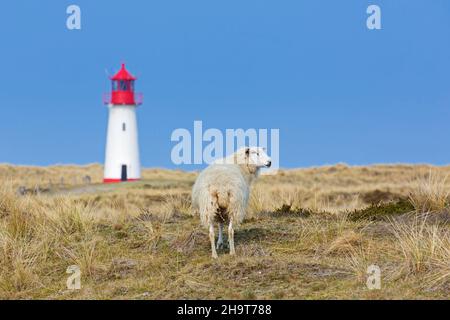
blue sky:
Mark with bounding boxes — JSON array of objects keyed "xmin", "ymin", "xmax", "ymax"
[{"xmin": 1, "ymin": 1, "xmax": 450, "ymax": 169}]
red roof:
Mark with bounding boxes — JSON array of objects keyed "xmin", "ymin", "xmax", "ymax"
[{"xmin": 111, "ymin": 64, "xmax": 136, "ymax": 81}]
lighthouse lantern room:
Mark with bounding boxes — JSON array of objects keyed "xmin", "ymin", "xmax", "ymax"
[{"xmin": 103, "ymin": 64, "xmax": 142, "ymax": 183}]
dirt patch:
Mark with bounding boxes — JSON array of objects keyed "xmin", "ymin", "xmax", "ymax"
[
  {"xmin": 392, "ymin": 210, "xmax": 450, "ymax": 225},
  {"xmin": 303, "ymin": 263, "xmax": 351, "ymax": 279},
  {"xmin": 108, "ymin": 258, "xmax": 138, "ymax": 279},
  {"xmin": 239, "ymin": 243, "xmax": 271, "ymax": 257},
  {"xmin": 190, "ymin": 259, "xmax": 350, "ymax": 283},
  {"xmin": 171, "ymin": 229, "xmax": 204, "ymax": 254},
  {"xmin": 361, "ymin": 210, "xmax": 450, "ymax": 238},
  {"xmin": 235, "ymin": 227, "xmax": 282, "ymax": 242},
  {"xmin": 361, "ymin": 221, "xmax": 392, "ymax": 237}
]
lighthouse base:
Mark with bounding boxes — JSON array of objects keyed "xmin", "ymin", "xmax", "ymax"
[{"xmin": 103, "ymin": 178, "xmax": 140, "ymax": 184}]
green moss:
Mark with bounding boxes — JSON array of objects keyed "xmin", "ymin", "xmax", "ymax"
[{"xmin": 348, "ymin": 199, "xmax": 414, "ymax": 221}]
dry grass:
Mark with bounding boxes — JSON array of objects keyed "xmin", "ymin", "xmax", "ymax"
[
  {"xmin": 409, "ymin": 169, "xmax": 450, "ymax": 213},
  {"xmin": 0, "ymin": 163, "xmax": 449, "ymax": 299},
  {"xmin": 390, "ymin": 215, "xmax": 449, "ymax": 285}
]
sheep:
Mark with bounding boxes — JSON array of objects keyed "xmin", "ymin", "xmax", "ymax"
[{"xmin": 191, "ymin": 147, "xmax": 272, "ymax": 258}]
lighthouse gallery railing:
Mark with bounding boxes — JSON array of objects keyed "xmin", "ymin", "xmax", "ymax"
[{"xmin": 102, "ymin": 92, "xmax": 143, "ymax": 105}]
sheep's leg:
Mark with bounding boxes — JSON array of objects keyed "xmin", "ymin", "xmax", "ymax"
[
  {"xmin": 228, "ymin": 219, "xmax": 235, "ymax": 256},
  {"xmin": 216, "ymin": 223, "xmax": 224, "ymax": 249},
  {"xmin": 209, "ymin": 223, "xmax": 218, "ymax": 259}
]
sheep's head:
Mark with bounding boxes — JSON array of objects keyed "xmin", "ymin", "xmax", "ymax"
[
  {"xmin": 244, "ymin": 147, "xmax": 271, "ymax": 168},
  {"xmin": 216, "ymin": 147, "xmax": 272, "ymax": 174}
]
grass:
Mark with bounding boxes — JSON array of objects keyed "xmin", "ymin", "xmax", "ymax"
[
  {"xmin": 409, "ymin": 169, "xmax": 450, "ymax": 213},
  {"xmin": 390, "ymin": 215, "xmax": 449, "ymax": 281},
  {"xmin": 0, "ymin": 164, "xmax": 449, "ymax": 299}
]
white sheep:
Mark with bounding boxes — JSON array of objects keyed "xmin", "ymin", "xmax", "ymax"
[{"xmin": 191, "ymin": 147, "xmax": 272, "ymax": 258}]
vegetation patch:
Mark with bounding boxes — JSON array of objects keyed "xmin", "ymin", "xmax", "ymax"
[
  {"xmin": 272, "ymin": 204, "xmax": 315, "ymax": 217},
  {"xmin": 348, "ymin": 199, "xmax": 414, "ymax": 221},
  {"xmin": 362, "ymin": 189, "xmax": 402, "ymax": 205}
]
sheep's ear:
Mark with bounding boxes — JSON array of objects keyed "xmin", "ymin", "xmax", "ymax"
[{"xmin": 245, "ymin": 147, "xmax": 250, "ymax": 156}]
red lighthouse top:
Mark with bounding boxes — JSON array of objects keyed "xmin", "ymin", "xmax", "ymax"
[
  {"xmin": 105, "ymin": 64, "xmax": 142, "ymax": 105},
  {"xmin": 111, "ymin": 63, "xmax": 136, "ymax": 81}
]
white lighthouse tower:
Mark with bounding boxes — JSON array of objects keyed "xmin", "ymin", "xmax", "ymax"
[{"xmin": 103, "ymin": 64, "xmax": 143, "ymax": 183}]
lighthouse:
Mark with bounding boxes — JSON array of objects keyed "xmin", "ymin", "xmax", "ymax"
[{"xmin": 103, "ymin": 64, "xmax": 143, "ymax": 183}]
